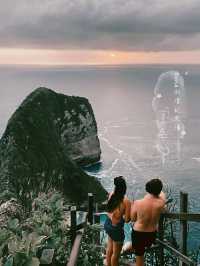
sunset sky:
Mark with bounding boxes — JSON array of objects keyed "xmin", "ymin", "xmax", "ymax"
[{"xmin": 1, "ymin": 0, "xmax": 200, "ymax": 65}]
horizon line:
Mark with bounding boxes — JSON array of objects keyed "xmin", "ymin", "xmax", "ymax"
[{"xmin": 1, "ymin": 62, "xmax": 200, "ymax": 67}]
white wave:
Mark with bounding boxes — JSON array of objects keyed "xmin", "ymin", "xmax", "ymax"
[
  {"xmin": 110, "ymin": 158, "xmax": 119, "ymax": 170},
  {"xmin": 96, "ymin": 119, "xmax": 149, "ymax": 190},
  {"xmin": 119, "ymin": 136, "xmax": 143, "ymax": 140},
  {"xmin": 100, "ymin": 135, "xmax": 123, "ymax": 154},
  {"xmin": 192, "ymin": 157, "xmax": 200, "ymax": 162},
  {"xmin": 87, "ymin": 158, "xmax": 120, "ymax": 180},
  {"xmin": 110, "ymin": 125, "xmax": 121, "ymax": 128},
  {"xmin": 100, "ymin": 134, "xmax": 144, "ymax": 179},
  {"xmin": 99, "ymin": 126, "xmax": 108, "ymax": 137}
]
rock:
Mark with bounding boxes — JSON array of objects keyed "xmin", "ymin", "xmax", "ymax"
[
  {"xmin": 0, "ymin": 88, "xmax": 107, "ymax": 204},
  {"xmin": 40, "ymin": 249, "xmax": 54, "ymax": 264}
]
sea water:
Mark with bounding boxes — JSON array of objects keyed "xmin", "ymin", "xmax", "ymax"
[{"xmin": 0, "ymin": 64, "xmax": 200, "ymax": 250}]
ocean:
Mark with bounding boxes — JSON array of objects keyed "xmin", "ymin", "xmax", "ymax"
[{"xmin": 0, "ymin": 64, "xmax": 200, "ymax": 250}]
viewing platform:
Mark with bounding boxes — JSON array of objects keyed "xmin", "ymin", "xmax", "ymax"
[{"xmin": 67, "ymin": 192, "xmax": 200, "ymax": 266}]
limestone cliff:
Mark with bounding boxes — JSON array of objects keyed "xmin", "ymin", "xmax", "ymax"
[{"xmin": 0, "ymin": 88, "xmax": 107, "ymax": 204}]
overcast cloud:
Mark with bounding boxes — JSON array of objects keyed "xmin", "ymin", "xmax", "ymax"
[{"xmin": 1, "ymin": 0, "xmax": 200, "ymax": 51}]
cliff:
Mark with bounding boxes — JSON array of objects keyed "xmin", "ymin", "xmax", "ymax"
[{"xmin": 0, "ymin": 88, "xmax": 107, "ymax": 204}]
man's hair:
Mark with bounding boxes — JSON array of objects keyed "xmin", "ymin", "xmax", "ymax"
[{"xmin": 145, "ymin": 178, "xmax": 163, "ymax": 196}]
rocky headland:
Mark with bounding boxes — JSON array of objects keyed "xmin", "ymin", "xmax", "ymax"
[{"xmin": 0, "ymin": 87, "xmax": 107, "ymax": 205}]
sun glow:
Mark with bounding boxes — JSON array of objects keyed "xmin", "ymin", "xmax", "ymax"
[
  {"xmin": 1, "ymin": 48, "xmax": 200, "ymax": 65},
  {"xmin": 110, "ymin": 53, "xmax": 116, "ymax": 57}
]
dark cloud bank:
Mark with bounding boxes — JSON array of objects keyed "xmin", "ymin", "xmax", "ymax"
[{"xmin": 1, "ymin": 0, "xmax": 200, "ymax": 51}]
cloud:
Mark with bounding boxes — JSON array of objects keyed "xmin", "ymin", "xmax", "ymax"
[{"xmin": 1, "ymin": 0, "xmax": 200, "ymax": 51}]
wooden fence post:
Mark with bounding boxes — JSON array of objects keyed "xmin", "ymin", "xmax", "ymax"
[
  {"xmin": 94, "ymin": 213, "xmax": 101, "ymax": 245},
  {"xmin": 94, "ymin": 213, "xmax": 100, "ymax": 224},
  {"xmin": 88, "ymin": 193, "xmax": 94, "ymax": 225},
  {"xmin": 158, "ymin": 214, "xmax": 164, "ymax": 265},
  {"xmin": 180, "ymin": 192, "xmax": 188, "ymax": 266},
  {"xmin": 70, "ymin": 206, "xmax": 77, "ymax": 247},
  {"xmin": 95, "ymin": 203, "xmax": 99, "ymax": 213}
]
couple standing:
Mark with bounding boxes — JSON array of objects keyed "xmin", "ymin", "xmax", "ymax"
[{"xmin": 104, "ymin": 176, "xmax": 166, "ymax": 266}]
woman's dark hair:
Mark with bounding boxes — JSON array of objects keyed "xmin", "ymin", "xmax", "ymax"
[
  {"xmin": 145, "ymin": 178, "xmax": 163, "ymax": 196},
  {"xmin": 106, "ymin": 176, "xmax": 127, "ymax": 212}
]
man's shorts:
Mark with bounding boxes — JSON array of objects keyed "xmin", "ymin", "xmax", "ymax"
[{"xmin": 131, "ymin": 229, "xmax": 157, "ymax": 256}]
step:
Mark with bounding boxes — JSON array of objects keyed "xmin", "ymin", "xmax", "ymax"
[
  {"xmin": 120, "ymin": 259, "xmax": 136, "ymax": 266},
  {"xmin": 103, "ymin": 258, "xmax": 135, "ymax": 266}
]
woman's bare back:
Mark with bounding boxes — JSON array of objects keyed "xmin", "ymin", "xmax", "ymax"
[{"xmin": 108, "ymin": 197, "xmax": 131, "ymax": 225}]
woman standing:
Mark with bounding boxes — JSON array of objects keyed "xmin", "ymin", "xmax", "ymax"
[{"xmin": 104, "ymin": 176, "xmax": 131, "ymax": 266}]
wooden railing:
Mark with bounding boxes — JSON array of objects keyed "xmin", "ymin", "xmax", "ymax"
[
  {"xmin": 158, "ymin": 192, "xmax": 199, "ymax": 266},
  {"xmin": 67, "ymin": 231, "xmax": 84, "ymax": 266},
  {"xmin": 67, "ymin": 192, "xmax": 200, "ymax": 266},
  {"xmin": 67, "ymin": 194, "xmax": 94, "ymax": 266}
]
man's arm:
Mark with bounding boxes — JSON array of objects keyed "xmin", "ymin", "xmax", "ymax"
[
  {"xmin": 159, "ymin": 191, "xmax": 166, "ymax": 202},
  {"xmin": 130, "ymin": 201, "xmax": 137, "ymax": 222},
  {"xmin": 159, "ymin": 191, "xmax": 167, "ymax": 213}
]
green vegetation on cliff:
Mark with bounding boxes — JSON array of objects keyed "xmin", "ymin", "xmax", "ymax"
[{"xmin": 0, "ymin": 88, "xmax": 107, "ymax": 205}]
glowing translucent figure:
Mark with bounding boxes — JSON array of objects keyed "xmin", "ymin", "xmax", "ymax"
[{"xmin": 152, "ymin": 71, "xmax": 186, "ymax": 165}]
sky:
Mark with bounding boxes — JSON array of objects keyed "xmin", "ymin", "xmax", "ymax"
[{"xmin": 1, "ymin": 0, "xmax": 200, "ymax": 65}]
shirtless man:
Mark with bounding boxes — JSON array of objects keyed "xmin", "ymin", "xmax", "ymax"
[{"xmin": 130, "ymin": 178, "xmax": 166, "ymax": 266}]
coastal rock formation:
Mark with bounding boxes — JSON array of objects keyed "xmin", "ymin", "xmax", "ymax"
[
  {"xmin": 60, "ymin": 96, "xmax": 101, "ymax": 165},
  {"xmin": 0, "ymin": 88, "xmax": 107, "ymax": 203}
]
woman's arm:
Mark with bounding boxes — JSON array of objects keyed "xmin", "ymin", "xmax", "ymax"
[{"xmin": 124, "ymin": 198, "xmax": 131, "ymax": 223}]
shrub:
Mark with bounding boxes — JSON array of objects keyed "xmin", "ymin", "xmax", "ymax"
[{"xmin": 0, "ymin": 191, "xmax": 71, "ymax": 266}]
